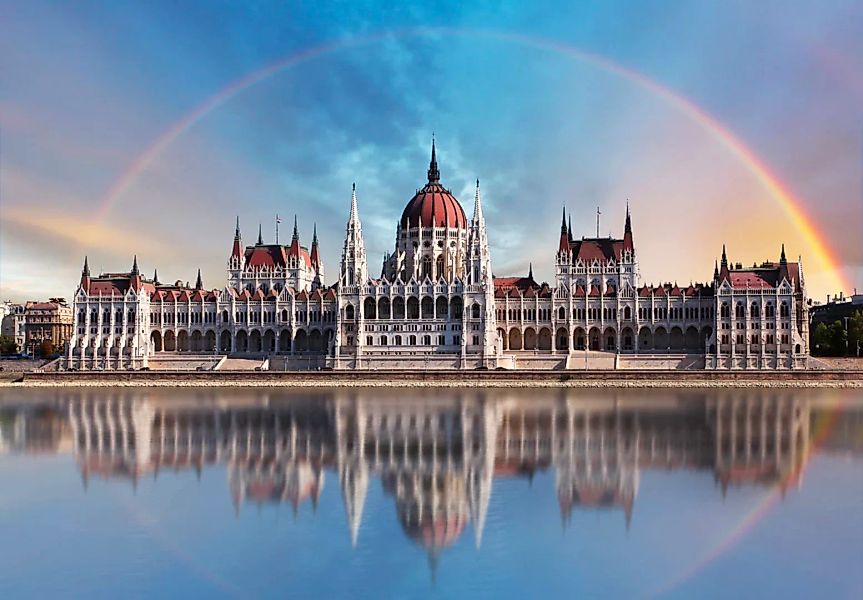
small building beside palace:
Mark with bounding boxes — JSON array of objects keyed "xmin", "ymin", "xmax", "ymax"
[
  {"xmin": 24, "ymin": 299, "xmax": 73, "ymax": 356},
  {"xmin": 65, "ymin": 141, "xmax": 810, "ymax": 370}
]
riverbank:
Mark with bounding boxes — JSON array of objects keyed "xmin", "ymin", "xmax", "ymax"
[{"xmin": 5, "ymin": 369, "xmax": 862, "ymax": 388}]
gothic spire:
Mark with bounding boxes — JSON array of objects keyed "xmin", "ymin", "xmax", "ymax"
[
  {"xmin": 195, "ymin": 269, "xmax": 203, "ymax": 289},
  {"xmin": 721, "ymin": 244, "xmax": 728, "ymax": 269},
  {"xmin": 528, "ymin": 262, "xmax": 533, "ymax": 279},
  {"xmin": 780, "ymin": 243, "xmax": 787, "ymax": 265},
  {"xmin": 560, "ymin": 206, "xmax": 567, "ymax": 235},
  {"xmin": 714, "ymin": 260, "xmax": 719, "ymax": 280},
  {"xmin": 625, "ymin": 201, "xmax": 632, "ymax": 235},
  {"xmin": 427, "ymin": 136, "xmax": 440, "ymax": 183},
  {"xmin": 312, "ymin": 222, "xmax": 318, "ymax": 245},
  {"xmin": 257, "ymin": 224, "xmax": 263, "ymax": 245},
  {"xmin": 292, "ymin": 215, "xmax": 299, "ymax": 242},
  {"xmin": 153, "ymin": 268, "xmax": 159, "ymax": 285},
  {"xmin": 131, "ymin": 254, "xmax": 139, "ymax": 275},
  {"xmin": 234, "ymin": 215, "xmax": 241, "ymax": 239},
  {"xmin": 567, "ymin": 215, "xmax": 573, "ymax": 240},
  {"xmin": 472, "ymin": 179, "xmax": 484, "ymax": 224},
  {"xmin": 82, "ymin": 255, "xmax": 90, "ymax": 277},
  {"xmin": 350, "ymin": 182, "xmax": 359, "ymax": 223}
]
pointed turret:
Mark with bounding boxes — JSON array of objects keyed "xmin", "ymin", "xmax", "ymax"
[
  {"xmin": 340, "ymin": 183, "xmax": 368, "ymax": 286},
  {"xmin": 427, "ymin": 136, "xmax": 440, "ymax": 183},
  {"xmin": 130, "ymin": 255, "xmax": 142, "ymax": 292},
  {"xmin": 714, "ymin": 260, "xmax": 719, "ymax": 280},
  {"xmin": 559, "ymin": 207, "xmax": 570, "ymax": 254},
  {"xmin": 257, "ymin": 224, "xmax": 263, "ymax": 245},
  {"xmin": 528, "ymin": 262, "xmax": 534, "ymax": 280},
  {"xmin": 231, "ymin": 216, "xmax": 243, "ymax": 259},
  {"xmin": 195, "ymin": 269, "xmax": 203, "ymax": 290},
  {"xmin": 292, "ymin": 215, "xmax": 299, "ymax": 243},
  {"xmin": 780, "ymin": 243, "xmax": 787, "ymax": 266},
  {"xmin": 721, "ymin": 244, "xmax": 728, "ymax": 269},
  {"xmin": 153, "ymin": 268, "xmax": 160, "ymax": 285},
  {"xmin": 567, "ymin": 215, "xmax": 573, "ymax": 241},
  {"xmin": 80, "ymin": 256, "xmax": 91, "ymax": 292},
  {"xmin": 310, "ymin": 223, "xmax": 321, "ymax": 268},
  {"xmin": 623, "ymin": 202, "xmax": 634, "ymax": 252}
]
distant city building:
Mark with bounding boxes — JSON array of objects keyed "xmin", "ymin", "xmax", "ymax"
[
  {"xmin": 65, "ymin": 141, "xmax": 809, "ymax": 370},
  {"xmin": 1, "ymin": 302, "xmax": 26, "ymax": 352},
  {"xmin": 24, "ymin": 298, "xmax": 72, "ymax": 355}
]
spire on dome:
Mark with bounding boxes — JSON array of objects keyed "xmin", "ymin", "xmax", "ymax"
[
  {"xmin": 195, "ymin": 269, "xmax": 203, "ymax": 290},
  {"xmin": 427, "ymin": 136, "xmax": 440, "ymax": 183},
  {"xmin": 257, "ymin": 224, "xmax": 263, "ymax": 245}
]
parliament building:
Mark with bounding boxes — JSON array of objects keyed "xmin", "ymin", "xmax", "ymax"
[{"xmin": 65, "ymin": 141, "xmax": 810, "ymax": 371}]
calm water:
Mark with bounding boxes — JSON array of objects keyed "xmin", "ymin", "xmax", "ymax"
[{"xmin": 0, "ymin": 387, "xmax": 861, "ymax": 599}]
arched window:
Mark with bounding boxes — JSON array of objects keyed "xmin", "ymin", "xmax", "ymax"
[
  {"xmin": 436, "ymin": 256, "xmax": 445, "ymax": 279},
  {"xmin": 421, "ymin": 256, "xmax": 432, "ymax": 279},
  {"xmin": 751, "ymin": 302, "xmax": 760, "ymax": 318},
  {"xmin": 765, "ymin": 303, "xmax": 775, "ymax": 318},
  {"xmin": 471, "ymin": 303, "xmax": 481, "ymax": 319},
  {"xmin": 780, "ymin": 302, "xmax": 789, "ymax": 318},
  {"xmin": 281, "ymin": 309, "xmax": 288, "ymax": 322},
  {"xmin": 345, "ymin": 304, "xmax": 355, "ymax": 320},
  {"xmin": 558, "ymin": 307, "xmax": 566, "ymax": 320},
  {"xmin": 735, "ymin": 302, "xmax": 745, "ymax": 319},
  {"xmin": 721, "ymin": 302, "xmax": 730, "ymax": 318},
  {"xmin": 624, "ymin": 306, "xmax": 632, "ymax": 320}
]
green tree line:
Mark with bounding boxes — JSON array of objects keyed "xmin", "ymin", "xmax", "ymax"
[{"xmin": 811, "ymin": 310, "xmax": 863, "ymax": 356}]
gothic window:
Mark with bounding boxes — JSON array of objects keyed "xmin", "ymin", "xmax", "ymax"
[
  {"xmin": 421, "ymin": 256, "xmax": 432, "ymax": 279},
  {"xmin": 436, "ymin": 256, "xmax": 445, "ymax": 279},
  {"xmin": 624, "ymin": 306, "xmax": 632, "ymax": 320},
  {"xmin": 345, "ymin": 304, "xmax": 355, "ymax": 320},
  {"xmin": 765, "ymin": 303, "xmax": 775, "ymax": 318},
  {"xmin": 558, "ymin": 307, "xmax": 566, "ymax": 320},
  {"xmin": 780, "ymin": 302, "xmax": 789, "ymax": 318},
  {"xmin": 751, "ymin": 302, "xmax": 760, "ymax": 318},
  {"xmin": 472, "ymin": 303, "xmax": 480, "ymax": 319}
]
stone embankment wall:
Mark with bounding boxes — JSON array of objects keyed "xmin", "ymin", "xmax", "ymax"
[{"xmin": 18, "ymin": 368, "xmax": 863, "ymax": 387}]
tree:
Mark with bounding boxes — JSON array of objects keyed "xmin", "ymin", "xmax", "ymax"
[
  {"xmin": 37, "ymin": 340, "xmax": 54, "ymax": 358},
  {"xmin": 812, "ymin": 322, "xmax": 831, "ymax": 356},
  {"xmin": 0, "ymin": 336, "xmax": 17, "ymax": 356},
  {"xmin": 848, "ymin": 310, "xmax": 863, "ymax": 357}
]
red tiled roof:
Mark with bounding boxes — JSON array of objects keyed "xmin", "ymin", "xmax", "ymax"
[
  {"xmin": 569, "ymin": 238, "xmax": 624, "ymax": 263},
  {"xmin": 401, "ymin": 182, "xmax": 467, "ymax": 229}
]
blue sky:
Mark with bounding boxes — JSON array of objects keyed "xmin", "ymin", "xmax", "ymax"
[{"xmin": 1, "ymin": 1, "xmax": 861, "ymax": 300}]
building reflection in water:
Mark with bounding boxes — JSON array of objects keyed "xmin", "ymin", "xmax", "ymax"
[{"xmin": 2, "ymin": 389, "xmax": 857, "ymax": 572}]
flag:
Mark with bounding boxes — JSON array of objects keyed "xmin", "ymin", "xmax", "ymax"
[{"xmin": 276, "ymin": 214, "xmax": 282, "ymax": 223}]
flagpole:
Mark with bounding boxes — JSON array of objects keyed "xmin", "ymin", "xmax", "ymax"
[{"xmin": 276, "ymin": 214, "xmax": 280, "ymax": 244}]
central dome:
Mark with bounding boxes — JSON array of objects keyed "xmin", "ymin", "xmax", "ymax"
[{"xmin": 400, "ymin": 140, "xmax": 467, "ymax": 229}]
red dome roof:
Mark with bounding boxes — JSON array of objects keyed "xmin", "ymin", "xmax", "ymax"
[
  {"xmin": 401, "ymin": 182, "xmax": 467, "ymax": 229},
  {"xmin": 400, "ymin": 139, "xmax": 467, "ymax": 229}
]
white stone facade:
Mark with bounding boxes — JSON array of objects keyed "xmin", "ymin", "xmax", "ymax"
[{"xmin": 64, "ymin": 143, "xmax": 809, "ymax": 370}]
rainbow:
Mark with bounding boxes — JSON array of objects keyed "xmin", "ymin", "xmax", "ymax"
[{"xmin": 92, "ymin": 27, "xmax": 849, "ymax": 292}]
